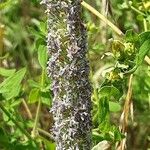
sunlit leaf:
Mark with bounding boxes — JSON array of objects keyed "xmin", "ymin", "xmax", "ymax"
[
  {"xmin": 0, "ymin": 68, "xmax": 26, "ymax": 100},
  {"xmin": 125, "ymin": 29, "xmax": 139, "ymax": 43},
  {"xmin": 35, "ymin": 38, "xmax": 46, "ymax": 51},
  {"xmin": 139, "ymin": 31, "xmax": 150, "ymax": 45},
  {"xmin": 39, "ymin": 136, "xmax": 56, "ymax": 150},
  {"xmin": 28, "ymin": 79, "xmax": 41, "ymax": 89},
  {"xmin": 97, "ymin": 97, "xmax": 109, "ymax": 124},
  {"xmin": 28, "ymin": 88, "xmax": 40, "ymax": 104},
  {"xmin": 0, "ymin": 67, "xmax": 16, "ymax": 77},
  {"xmin": 0, "ymin": 0, "xmax": 11, "ymax": 10},
  {"xmin": 109, "ymin": 101, "xmax": 121, "ymax": 112},
  {"xmin": 41, "ymin": 91, "xmax": 52, "ymax": 106},
  {"xmin": 38, "ymin": 45, "xmax": 47, "ymax": 69},
  {"xmin": 39, "ymin": 22, "xmax": 47, "ymax": 34},
  {"xmin": 92, "ymin": 131, "xmax": 104, "ymax": 142},
  {"xmin": 136, "ymin": 39, "xmax": 150, "ymax": 66},
  {"xmin": 99, "ymin": 86, "xmax": 121, "ymax": 101}
]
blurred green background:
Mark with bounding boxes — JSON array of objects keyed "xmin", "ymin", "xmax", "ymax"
[{"xmin": 0, "ymin": 0, "xmax": 150, "ymax": 149}]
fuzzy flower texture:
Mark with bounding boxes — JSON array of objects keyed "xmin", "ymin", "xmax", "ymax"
[{"xmin": 41, "ymin": 0, "xmax": 92, "ymax": 149}]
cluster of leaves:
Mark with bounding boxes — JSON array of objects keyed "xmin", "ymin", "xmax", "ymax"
[
  {"xmin": 0, "ymin": 23, "xmax": 55, "ymax": 149},
  {"xmin": 85, "ymin": 1, "xmax": 150, "ymax": 150},
  {"xmin": 0, "ymin": 0, "xmax": 150, "ymax": 150},
  {"xmin": 91, "ymin": 28, "xmax": 150, "ymax": 148},
  {"xmin": 0, "ymin": 0, "xmax": 55, "ymax": 149}
]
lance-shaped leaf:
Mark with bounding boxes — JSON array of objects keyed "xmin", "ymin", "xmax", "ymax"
[{"xmin": 0, "ymin": 68, "xmax": 26, "ymax": 100}]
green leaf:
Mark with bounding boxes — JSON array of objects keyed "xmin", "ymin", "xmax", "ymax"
[
  {"xmin": 97, "ymin": 97, "xmax": 109, "ymax": 124},
  {"xmin": 139, "ymin": 31, "xmax": 150, "ymax": 45},
  {"xmin": 92, "ymin": 131, "xmax": 104, "ymax": 141},
  {"xmin": 45, "ymin": 142, "xmax": 55, "ymax": 150},
  {"xmin": 35, "ymin": 38, "xmax": 46, "ymax": 50},
  {"xmin": 31, "ymin": 0, "xmax": 40, "ymax": 4},
  {"xmin": 39, "ymin": 22, "xmax": 47, "ymax": 34},
  {"xmin": 10, "ymin": 99, "xmax": 22, "ymax": 108},
  {"xmin": 28, "ymin": 79, "xmax": 41, "ymax": 89},
  {"xmin": 113, "ymin": 127, "xmax": 124, "ymax": 141},
  {"xmin": 0, "ymin": 68, "xmax": 26, "ymax": 100},
  {"xmin": 13, "ymin": 141, "xmax": 39, "ymax": 150},
  {"xmin": 0, "ymin": 0, "xmax": 11, "ymax": 10},
  {"xmin": 125, "ymin": 29, "xmax": 139, "ymax": 43},
  {"xmin": 0, "ymin": 127, "xmax": 10, "ymax": 148},
  {"xmin": 0, "ymin": 68, "xmax": 16, "ymax": 77},
  {"xmin": 137, "ymin": 15, "xmax": 144, "ymax": 21},
  {"xmin": 38, "ymin": 45, "xmax": 47, "ymax": 69},
  {"xmin": 41, "ymin": 91, "xmax": 52, "ymax": 106},
  {"xmin": 96, "ymin": 86, "xmax": 122, "ymax": 124},
  {"xmin": 39, "ymin": 136, "xmax": 55, "ymax": 150},
  {"xmin": 28, "ymin": 27, "xmax": 44, "ymax": 39},
  {"xmin": 136, "ymin": 39, "xmax": 150, "ymax": 66},
  {"xmin": 98, "ymin": 121, "xmax": 111, "ymax": 133},
  {"xmin": 28, "ymin": 88, "xmax": 40, "ymax": 104},
  {"xmin": 109, "ymin": 101, "xmax": 121, "ymax": 112},
  {"xmin": 99, "ymin": 86, "xmax": 121, "ymax": 101},
  {"xmin": 2, "ymin": 111, "xmax": 13, "ymax": 125}
]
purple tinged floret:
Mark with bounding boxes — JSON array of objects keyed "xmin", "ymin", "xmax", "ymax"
[{"xmin": 41, "ymin": 0, "xmax": 92, "ymax": 149}]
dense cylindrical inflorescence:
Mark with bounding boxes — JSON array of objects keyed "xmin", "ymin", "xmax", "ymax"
[{"xmin": 41, "ymin": 0, "xmax": 92, "ymax": 149}]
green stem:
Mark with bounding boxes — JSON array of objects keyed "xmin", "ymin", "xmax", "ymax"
[
  {"xmin": 143, "ymin": 18, "xmax": 148, "ymax": 31},
  {"xmin": 41, "ymin": 69, "xmax": 45, "ymax": 88},
  {"xmin": 0, "ymin": 102, "xmax": 32, "ymax": 140},
  {"xmin": 31, "ymin": 98, "xmax": 42, "ymax": 138},
  {"xmin": 130, "ymin": 5, "xmax": 146, "ymax": 16},
  {"xmin": 32, "ymin": 69, "xmax": 45, "ymax": 138},
  {"xmin": 22, "ymin": 99, "xmax": 33, "ymax": 119},
  {"xmin": 37, "ymin": 128, "xmax": 54, "ymax": 142},
  {"xmin": 125, "ymin": 0, "xmax": 146, "ymax": 16}
]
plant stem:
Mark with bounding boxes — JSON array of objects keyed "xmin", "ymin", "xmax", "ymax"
[
  {"xmin": 82, "ymin": 1, "xmax": 150, "ymax": 68},
  {"xmin": 32, "ymin": 69, "xmax": 45, "ymax": 138},
  {"xmin": 37, "ymin": 128, "xmax": 54, "ymax": 142},
  {"xmin": 143, "ymin": 18, "xmax": 148, "ymax": 31},
  {"xmin": 116, "ymin": 74, "xmax": 133, "ymax": 150},
  {"xmin": 81, "ymin": 1, "xmax": 123, "ymax": 36},
  {"xmin": 22, "ymin": 99, "xmax": 33, "ymax": 119},
  {"xmin": 0, "ymin": 102, "xmax": 32, "ymax": 140},
  {"xmin": 31, "ymin": 99, "xmax": 41, "ymax": 138},
  {"xmin": 125, "ymin": 0, "xmax": 146, "ymax": 16},
  {"xmin": 130, "ymin": 5, "xmax": 146, "ymax": 16}
]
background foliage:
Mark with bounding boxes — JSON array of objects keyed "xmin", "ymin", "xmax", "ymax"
[{"xmin": 0, "ymin": 0, "xmax": 150, "ymax": 149}]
